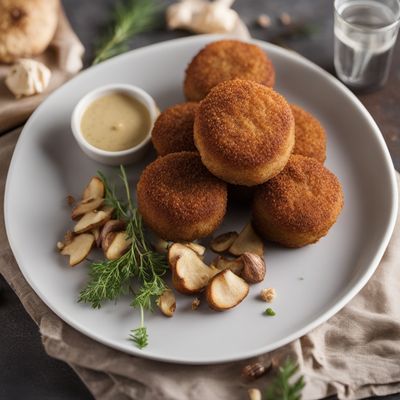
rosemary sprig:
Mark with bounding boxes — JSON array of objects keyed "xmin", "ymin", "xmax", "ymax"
[
  {"xmin": 78, "ymin": 166, "xmax": 168, "ymax": 348},
  {"xmin": 265, "ymin": 359, "xmax": 305, "ymax": 400},
  {"xmin": 93, "ymin": 0, "xmax": 160, "ymax": 65}
]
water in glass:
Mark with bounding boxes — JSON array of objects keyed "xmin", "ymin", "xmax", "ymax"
[{"xmin": 334, "ymin": 0, "xmax": 400, "ymax": 90}]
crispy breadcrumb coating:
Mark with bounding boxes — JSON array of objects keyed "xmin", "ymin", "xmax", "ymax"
[{"xmin": 184, "ymin": 40, "xmax": 275, "ymax": 101}]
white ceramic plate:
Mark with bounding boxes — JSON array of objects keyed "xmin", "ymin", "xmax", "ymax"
[{"xmin": 5, "ymin": 35, "xmax": 398, "ymax": 364}]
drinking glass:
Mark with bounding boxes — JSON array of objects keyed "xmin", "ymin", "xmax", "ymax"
[{"xmin": 334, "ymin": 0, "xmax": 400, "ymax": 91}]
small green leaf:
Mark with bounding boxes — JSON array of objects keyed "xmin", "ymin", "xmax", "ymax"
[
  {"xmin": 265, "ymin": 307, "xmax": 276, "ymax": 316},
  {"xmin": 265, "ymin": 359, "xmax": 305, "ymax": 400}
]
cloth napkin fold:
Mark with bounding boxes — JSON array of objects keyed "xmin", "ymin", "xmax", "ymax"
[
  {"xmin": 0, "ymin": 128, "xmax": 399, "ymax": 400},
  {"xmin": 0, "ymin": 7, "xmax": 84, "ymax": 134}
]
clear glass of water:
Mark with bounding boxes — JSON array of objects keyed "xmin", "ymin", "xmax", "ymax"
[{"xmin": 334, "ymin": 0, "xmax": 400, "ymax": 91}]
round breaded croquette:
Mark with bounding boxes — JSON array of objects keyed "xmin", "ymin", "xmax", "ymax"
[
  {"xmin": 252, "ymin": 155, "xmax": 344, "ymax": 248},
  {"xmin": 137, "ymin": 152, "xmax": 228, "ymax": 241},
  {"xmin": 291, "ymin": 104, "xmax": 327, "ymax": 163},
  {"xmin": 194, "ymin": 79, "xmax": 295, "ymax": 186},
  {"xmin": 151, "ymin": 102, "xmax": 199, "ymax": 156},
  {"xmin": 184, "ymin": 40, "xmax": 275, "ymax": 101}
]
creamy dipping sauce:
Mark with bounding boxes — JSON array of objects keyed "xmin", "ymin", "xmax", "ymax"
[{"xmin": 81, "ymin": 92, "xmax": 150, "ymax": 151}]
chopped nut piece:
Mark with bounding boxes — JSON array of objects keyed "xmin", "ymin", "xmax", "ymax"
[
  {"xmin": 279, "ymin": 12, "xmax": 292, "ymax": 26},
  {"xmin": 248, "ymin": 388, "xmax": 262, "ymax": 400},
  {"xmin": 242, "ymin": 361, "xmax": 271, "ymax": 380},
  {"xmin": 66, "ymin": 195, "xmax": 75, "ymax": 207},
  {"xmin": 157, "ymin": 289, "xmax": 176, "ymax": 317},
  {"xmin": 240, "ymin": 252, "xmax": 266, "ymax": 283},
  {"xmin": 257, "ymin": 14, "xmax": 271, "ymax": 28},
  {"xmin": 260, "ymin": 287, "xmax": 276, "ymax": 303},
  {"xmin": 192, "ymin": 297, "xmax": 201, "ymax": 310},
  {"xmin": 210, "ymin": 231, "xmax": 238, "ymax": 253}
]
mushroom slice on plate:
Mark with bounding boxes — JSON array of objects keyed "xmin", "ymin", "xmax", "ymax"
[
  {"xmin": 210, "ymin": 231, "xmax": 238, "ymax": 253},
  {"xmin": 184, "ymin": 242, "xmax": 206, "ymax": 257},
  {"xmin": 73, "ymin": 207, "xmax": 113, "ymax": 234},
  {"xmin": 102, "ymin": 231, "xmax": 132, "ymax": 260},
  {"xmin": 99, "ymin": 219, "xmax": 126, "ymax": 245},
  {"xmin": 213, "ymin": 256, "xmax": 244, "ymax": 275},
  {"xmin": 229, "ymin": 223, "xmax": 264, "ymax": 257},
  {"xmin": 206, "ymin": 269, "xmax": 249, "ymax": 311},
  {"xmin": 157, "ymin": 289, "xmax": 176, "ymax": 317},
  {"xmin": 170, "ymin": 245, "xmax": 218, "ymax": 294},
  {"xmin": 82, "ymin": 177, "xmax": 105, "ymax": 200},
  {"xmin": 71, "ymin": 197, "xmax": 104, "ymax": 220},
  {"xmin": 60, "ymin": 233, "xmax": 95, "ymax": 266}
]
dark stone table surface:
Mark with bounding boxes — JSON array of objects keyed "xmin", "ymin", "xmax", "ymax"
[{"xmin": 1, "ymin": 0, "xmax": 399, "ymax": 399}]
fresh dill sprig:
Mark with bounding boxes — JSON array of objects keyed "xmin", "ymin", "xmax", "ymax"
[
  {"xmin": 130, "ymin": 305, "xmax": 148, "ymax": 348},
  {"xmin": 97, "ymin": 171, "xmax": 127, "ymax": 219},
  {"xmin": 78, "ymin": 244, "xmax": 137, "ymax": 308},
  {"xmin": 78, "ymin": 166, "xmax": 168, "ymax": 348},
  {"xmin": 93, "ymin": 0, "xmax": 160, "ymax": 65},
  {"xmin": 265, "ymin": 359, "xmax": 305, "ymax": 400}
]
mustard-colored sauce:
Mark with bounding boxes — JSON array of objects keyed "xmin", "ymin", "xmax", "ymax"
[{"xmin": 81, "ymin": 93, "xmax": 150, "ymax": 151}]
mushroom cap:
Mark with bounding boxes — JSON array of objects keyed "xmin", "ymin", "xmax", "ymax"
[{"xmin": 0, "ymin": 0, "xmax": 59, "ymax": 63}]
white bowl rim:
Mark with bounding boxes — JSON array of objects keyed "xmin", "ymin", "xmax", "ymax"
[{"xmin": 71, "ymin": 83, "xmax": 158, "ymax": 158}]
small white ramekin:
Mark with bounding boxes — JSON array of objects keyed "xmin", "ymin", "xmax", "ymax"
[{"xmin": 71, "ymin": 84, "xmax": 159, "ymax": 165}]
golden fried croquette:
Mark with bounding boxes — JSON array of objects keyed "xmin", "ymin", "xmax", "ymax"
[
  {"xmin": 137, "ymin": 152, "xmax": 228, "ymax": 241},
  {"xmin": 194, "ymin": 79, "xmax": 295, "ymax": 186},
  {"xmin": 151, "ymin": 102, "xmax": 198, "ymax": 156},
  {"xmin": 291, "ymin": 104, "xmax": 327, "ymax": 163},
  {"xmin": 253, "ymin": 155, "xmax": 344, "ymax": 247},
  {"xmin": 184, "ymin": 40, "xmax": 275, "ymax": 101}
]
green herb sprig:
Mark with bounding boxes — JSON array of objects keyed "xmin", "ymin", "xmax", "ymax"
[
  {"xmin": 93, "ymin": 0, "xmax": 160, "ymax": 65},
  {"xmin": 265, "ymin": 359, "xmax": 305, "ymax": 400},
  {"xmin": 130, "ymin": 305, "xmax": 148, "ymax": 349},
  {"xmin": 78, "ymin": 166, "xmax": 168, "ymax": 348}
]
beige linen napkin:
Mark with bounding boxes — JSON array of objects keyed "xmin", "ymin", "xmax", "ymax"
[
  {"xmin": 0, "ymin": 7, "xmax": 84, "ymax": 134},
  {"xmin": 1, "ymin": 128, "xmax": 400, "ymax": 400}
]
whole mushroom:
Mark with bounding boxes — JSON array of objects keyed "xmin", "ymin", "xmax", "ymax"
[{"xmin": 0, "ymin": 0, "xmax": 59, "ymax": 63}]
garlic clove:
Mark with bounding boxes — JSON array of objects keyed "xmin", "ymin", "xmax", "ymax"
[
  {"xmin": 166, "ymin": 0, "xmax": 240, "ymax": 34},
  {"xmin": 5, "ymin": 59, "xmax": 51, "ymax": 98}
]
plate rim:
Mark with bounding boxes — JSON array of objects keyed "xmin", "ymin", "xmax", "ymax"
[{"xmin": 4, "ymin": 34, "xmax": 398, "ymax": 364}]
